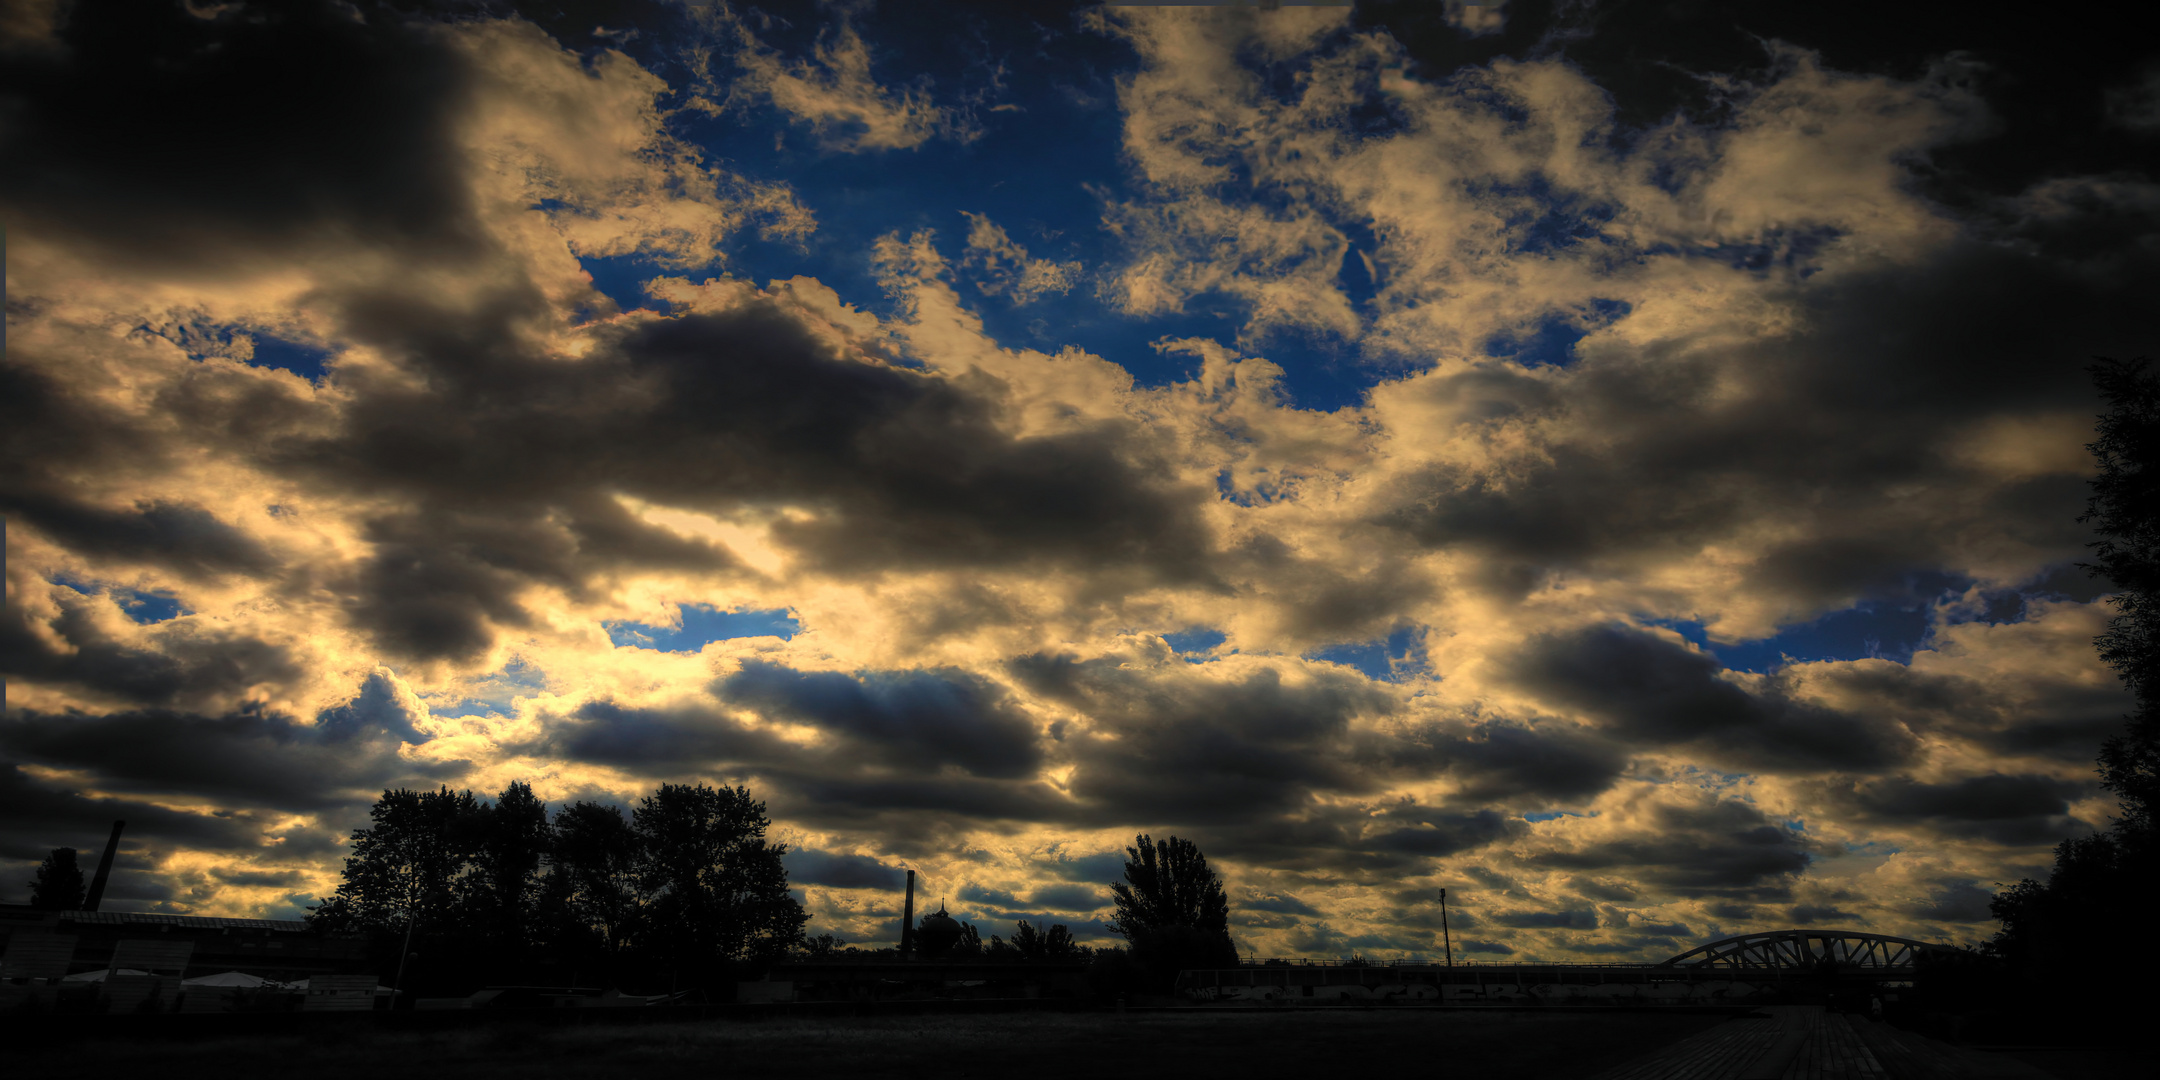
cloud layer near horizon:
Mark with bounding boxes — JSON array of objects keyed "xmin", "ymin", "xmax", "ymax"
[{"xmin": 2, "ymin": 0, "xmax": 2150, "ymax": 960}]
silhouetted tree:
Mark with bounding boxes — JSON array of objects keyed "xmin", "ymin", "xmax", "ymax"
[
  {"xmin": 545, "ymin": 800, "xmax": 642, "ymax": 961},
  {"xmin": 632, "ymin": 783, "xmax": 806, "ymax": 970},
  {"xmin": 314, "ymin": 780, "xmax": 807, "ymax": 994},
  {"xmin": 1108, "ymin": 834, "xmax": 1238, "ymax": 987},
  {"xmin": 27, "ymin": 847, "xmax": 85, "ymax": 910},
  {"xmin": 1990, "ymin": 357, "xmax": 2160, "ymax": 1033},
  {"xmin": 310, "ymin": 786, "xmax": 487, "ymax": 934},
  {"xmin": 1012, "ymin": 919, "xmax": 1080, "ymax": 960},
  {"xmin": 470, "ymin": 781, "xmax": 549, "ymax": 947},
  {"xmin": 2082, "ymin": 356, "xmax": 2160, "ymax": 836}
]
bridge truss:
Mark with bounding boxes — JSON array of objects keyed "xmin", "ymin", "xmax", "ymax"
[{"xmin": 1658, "ymin": 930, "xmax": 1952, "ymax": 972}]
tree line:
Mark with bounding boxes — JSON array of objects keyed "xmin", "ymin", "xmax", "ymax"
[
  {"xmin": 1987, "ymin": 357, "xmax": 2158, "ymax": 1034},
  {"xmin": 308, "ymin": 781, "xmax": 804, "ymax": 996},
  {"xmin": 303, "ymin": 776, "xmax": 1241, "ymax": 998}
]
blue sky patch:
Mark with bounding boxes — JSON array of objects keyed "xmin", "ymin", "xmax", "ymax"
[
  {"xmin": 246, "ymin": 334, "xmax": 331, "ymax": 381},
  {"xmin": 46, "ymin": 574, "xmax": 188, "ymax": 622},
  {"xmin": 1308, "ymin": 625, "xmax": 1422, "ymax": 680},
  {"xmin": 576, "ymin": 252, "xmax": 672, "ymax": 316},
  {"xmin": 1483, "ymin": 299, "xmax": 1629, "ymax": 368},
  {"xmin": 116, "ymin": 590, "xmax": 188, "ymax": 624},
  {"xmin": 50, "ymin": 573, "xmax": 97, "ymax": 596},
  {"xmin": 606, "ymin": 604, "xmax": 801, "ymax": 652},
  {"xmin": 427, "ymin": 657, "xmax": 548, "ymax": 719},
  {"xmin": 1162, "ymin": 627, "xmax": 1227, "ymax": 657}
]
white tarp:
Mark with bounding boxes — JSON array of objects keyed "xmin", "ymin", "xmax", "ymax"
[
  {"xmin": 182, "ymin": 970, "xmax": 286, "ymax": 988},
  {"xmin": 60, "ymin": 968, "xmax": 149, "ymax": 982},
  {"xmin": 286, "ymin": 977, "xmax": 399, "ymax": 996}
]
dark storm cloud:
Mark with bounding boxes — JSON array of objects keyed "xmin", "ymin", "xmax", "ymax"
[
  {"xmin": 0, "ymin": 702, "xmax": 449, "ymax": 812},
  {"xmin": 11, "ymin": 1, "xmax": 1220, "ymax": 665},
  {"xmin": 1013, "ymin": 651, "xmax": 1528, "ymax": 872},
  {"xmin": 1368, "ymin": 807, "xmax": 1518, "ymax": 857},
  {"xmin": 1026, "ymin": 883, "xmax": 1108, "ymax": 911},
  {"xmin": 1905, "ymin": 880, "xmax": 1995, "ymax": 924},
  {"xmin": 1490, "ymin": 908, "xmax": 1600, "ymax": 930},
  {"xmin": 1787, "ymin": 904, "xmax": 1860, "ymax": 925},
  {"xmin": 1832, "ymin": 773, "xmax": 2090, "ymax": 846},
  {"xmin": 283, "ymin": 303, "xmax": 1215, "ymax": 662},
  {"xmin": 524, "ymin": 694, "xmax": 1069, "ymax": 833},
  {"xmin": 1375, "ymin": 231, "xmax": 2155, "ymax": 613},
  {"xmin": 1810, "ymin": 661, "xmax": 2131, "ymax": 763},
  {"xmin": 1457, "ymin": 939, "xmax": 1514, "ymax": 955},
  {"xmin": 0, "ymin": 587, "xmax": 299, "ymax": 709},
  {"xmin": 0, "ymin": 0, "xmax": 480, "ymax": 273},
  {"xmin": 2, "ymin": 496, "xmax": 278, "ymax": 579},
  {"xmin": 0, "ymin": 764, "xmax": 274, "ymax": 863},
  {"xmin": 1530, "ymin": 799, "xmax": 1813, "ymax": 898},
  {"xmin": 1629, "ymin": 920, "xmax": 1693, "ymax": 938},
  {"xmin": 1024, "ymin": 654, "xmax": 1392, "ymax": 825},
  {"xmin": 1567, "ymin": 876, "xmax": 1639, "ymax": 902},
  {"xmin": 783, "ymin": 848, "xmax": 904, "ymax": 890},
  {"xmin": 1040, "ymin": 851, "xmax": 1126, "ymax": 883},
  {"xmin": 1393, "ymin": 718, "xmax": 1626, "ymax": 803},
  {"xmin": 533, "ymin": 700, "xmax": 795, "ymax": 767},
  {"xmin": 0, "ymin": 365, "xmax": 279, "ymax": 581},
  {"xmin": 1243, "ymin": 892, "xmax": 1319, "ymax": 916},
  {"xmin": 761, "ymin": 770, "xmax": 1077, "ymax": 831},
  {"xmin": 719, "ymin": 661, "xmax": 1043, "ymax": 779},
  {"xmin": 1513, "ymin": 626, "xmax": 1917, "ymax": 772}
]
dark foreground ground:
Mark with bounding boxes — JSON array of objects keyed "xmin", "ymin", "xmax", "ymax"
[{"xmin": 0, "ymin": 1008, "xmax": 1729, "ymax": 1079}]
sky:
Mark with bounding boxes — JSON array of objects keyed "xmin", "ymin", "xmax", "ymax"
[{"xmin": 2, "ymin": 0, "xmax": 2154, "ymax": 963}]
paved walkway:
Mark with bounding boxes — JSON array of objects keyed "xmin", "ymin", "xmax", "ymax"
[{"xmin": 1591, "ymin": 1007, "xmax": 2059, "ymax": 1080}]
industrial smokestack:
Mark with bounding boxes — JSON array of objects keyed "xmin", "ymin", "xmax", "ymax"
[
  {"xmin": 82, "ymin": 820, "xmax": 125, "ymax": 911},
  {"xmin": 900, "ymin": 869, "xmax": 917, "ymax": 960}
]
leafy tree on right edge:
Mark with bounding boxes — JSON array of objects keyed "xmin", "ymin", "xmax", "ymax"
[{"xmin": 1989, "ymin": 357, "xmax": 2158, "ymax": 1029}]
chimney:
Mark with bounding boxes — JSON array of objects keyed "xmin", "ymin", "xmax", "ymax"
[
  {"xmin": 900, "ymin": 869, "xmax": 917, "ymax": 960},
  {"xmin": 83, "ymin": 820, "xmax": 125, "ymax": 911}
]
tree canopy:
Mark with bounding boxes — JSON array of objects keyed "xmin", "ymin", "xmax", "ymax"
[
  {"xmin": 27, "ymin": 847, "xmax": 84, "ymax": 910},
  {"xmin": 1989, "ymin": 356, "xmax": 2159, "ymax": 1030},
  {"xmin": 633, "ymin": 782, "xmax": 806, "ymax": 967},
  {"xmin": 310, "ymin": 779, "xmax": 805, "ymax": 995},
  {"xmin": 1108, "ymin": 833, "xmax": 1239, "ymax": 982},
  {"xmin": 2081, "ymin": 356, "xmax": 2160, "ymax": 835}
]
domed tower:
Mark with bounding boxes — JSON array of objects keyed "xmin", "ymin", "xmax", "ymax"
[{"xmin": 916, "ymin": 902, "xmax": 963, "ymax": 956}]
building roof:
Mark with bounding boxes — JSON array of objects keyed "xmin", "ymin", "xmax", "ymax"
[{"xmin": 0, "ymin": 904, "xmax": 310, "ymax": 933}]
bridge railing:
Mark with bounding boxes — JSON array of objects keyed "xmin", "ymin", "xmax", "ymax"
[{"xmin": 1232, "ymin": 958, "xmax": 1666, "ymax": 969}]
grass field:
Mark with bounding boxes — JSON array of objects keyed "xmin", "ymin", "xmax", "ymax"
[{"xmin": 2, "ymin": 1008, "xmax": 1730, "ymax": 1079}]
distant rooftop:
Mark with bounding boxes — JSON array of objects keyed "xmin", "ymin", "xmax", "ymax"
[{"xmin": 0, "ymin": 904, "xmax": 309, "ymax": 933}]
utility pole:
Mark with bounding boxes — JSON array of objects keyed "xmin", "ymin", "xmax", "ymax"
[
  {"xmin": 391, "ymin": 871, "xmax": 418, "ymax": 1008},
  {"xmin": 1440, "ymin": 888, "xmax": 1453, "ymax": 969},
  {"xmin": 900, "ymin": 869, "xmax": 917, "ymax": 960}
]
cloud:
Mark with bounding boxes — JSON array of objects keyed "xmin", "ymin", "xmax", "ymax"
[
  {"xmin": 1243, "ymin": 892, "xmax": 1319, "ymax": 916},
  {"xmin": 698, "ymin": 2, "xmax": 969, "ymax": 151},
  {"xmin": 0, "ymin": 0, "xmax": 2143, "ymax": 954},
  {"xmin": 719, "ymin": 661, "xmax": 1043, "ymax": 779},
  {"xmin": 1528, "ymin": 794, "xmax": 1814, "ymax": 899},
  {"xmin": 1490, "ymin": 907, "xmax": 1598, "ymax": 930},
  {"xmin": 0, "ymin": 700, "xmax": 445, "ymax": 813},
  {"xmin": 1443, "ymin": 2, "xmax": 1508, "ymax": 37},
  {"xmin": 784, "ymin": 848, "xmax": 905, "ymax": 890},
  {"xmin": 960, "ymin": 213, "xmax": 1083, "ymax": 304},
  {"xmin": 1512, "ymin": 626, "xmax": 1918, "ymax": 773}
]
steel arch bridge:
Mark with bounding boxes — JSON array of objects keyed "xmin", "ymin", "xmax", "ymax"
[{"xmin": 1658, "ymin": 930, "xmax": 1955, "ymax": 971}]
